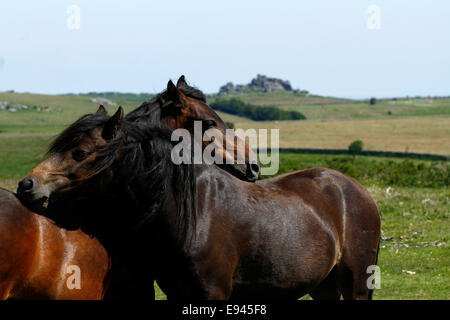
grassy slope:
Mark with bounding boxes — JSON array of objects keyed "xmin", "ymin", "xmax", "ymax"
[
  {"xmin": 208, "ymin": 92, "xmax": 450, "ymax": 121},
  {"xmin": 207, "ymin": 92, "xmax": 351, "ymax": 107},
  {"xmin": 0, "ymin": 92, "xmax": 248, "ymax": 127}
]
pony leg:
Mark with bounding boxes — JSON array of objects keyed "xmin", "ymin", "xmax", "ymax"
[
  {"xmin": 309, "ymin": 266, "xmax": 342, "ymax": 300},
  {"xmin": 339, "ymin": 236, "xmax": 380, "ymax": 300},
  {"xmin": 338, "ymin": 180, "xmax": 381, "ymax": 300},
  {"xmin": 203, "ymin": 285, "xmax": 231, "ymax": 300}
]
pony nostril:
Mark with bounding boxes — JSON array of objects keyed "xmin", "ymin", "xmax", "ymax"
[
  {"xmin": 250, "ymin": 163, "xmax": 260, "ymax": 174},
  {"xmin": 19, "ymin": 178, "xmax": 34, "ymax": 192}
]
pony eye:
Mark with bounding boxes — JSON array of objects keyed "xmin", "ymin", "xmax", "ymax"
[
  {"xmin": 203, "ymin": 120, "xmax": 216, "ymax": 129},
  {"xmin": 72, "ymin": 149, "xmax": 88, "ymax": 162}
]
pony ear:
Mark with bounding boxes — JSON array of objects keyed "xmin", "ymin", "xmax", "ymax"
[
  {"xmin": 164, "ymin": 80, "xmax": 184, "ymax": 108},
  {"xmin": 102, "ymin": 106, "xmax": 124, "ymax": 141},
  {"xmin": 96, "ymin": 104, "xmax": 108, "ymax": 115},
  {"xmin": 176, "ymin": 75, "xmax": 187, "ymax": 88}
]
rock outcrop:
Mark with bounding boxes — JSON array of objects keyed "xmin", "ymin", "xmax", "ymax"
[
  {"xmin": 0, "ymin": 101, "xmax": 51, "ymax": 112},
  {"xmin": 219, "ymin": 74, "xmax": 309, "ymax": 95},
  {"xmin": 90, "ymin": 98, "xmax": 117, "ymax": 106}
]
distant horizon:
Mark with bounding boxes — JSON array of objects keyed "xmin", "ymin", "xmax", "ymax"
[
  {"xmin": 1, "ymin": 84, "xmax": 449, "ymax": 102},
  {"xmin": 1, "ymin": 72, "xmax": 449, "ymax": 101}
]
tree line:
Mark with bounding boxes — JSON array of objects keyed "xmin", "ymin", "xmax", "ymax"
[{"xmin": 210, "ymin": 98, "xmax": 306, "ymax": 121}]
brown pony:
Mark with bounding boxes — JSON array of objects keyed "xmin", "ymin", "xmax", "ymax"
[
  {"xmin": 0, "ymin": 188, "xmax": 110, "ymax": 299},
  {"xmin": 18, "ymin": 76, "xmax": 258, "ymax": 208},
  {"xmin": 14, "ymin": 77, "xmax": 259, "ymax": 300},
  {"xmin": 18, "ymin": 111, "xmax": 381, "ymax": 300}
]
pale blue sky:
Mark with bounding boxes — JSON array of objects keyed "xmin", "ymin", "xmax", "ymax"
[{"xmin": 0, "ymin": 1, "xmax": 449, "ymax": 98}]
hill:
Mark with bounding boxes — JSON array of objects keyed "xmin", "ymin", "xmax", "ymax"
[
  {"xmin": 1, "ymin": 91, "xmax": 449, "ymax": 157},
  {"xmin": 207, "ymin": 92, "xmax": 450, "ymax": 121}
]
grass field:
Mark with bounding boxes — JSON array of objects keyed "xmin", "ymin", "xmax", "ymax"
[
  {"xmin": 2, "ymin": 91, "xmax": 449, "ymax": 156},
  {"xmin": 0, "ymin": 91, "xmax": 245, "ymax": 128},
  {"xmin": 208, "ymin": 92, "xmax": 450, "ymax": 121},
  {"xmin": 0, "ymin": 90, "xmax": 448, "ymax": 300},
  {"xmin": 370, "ymin": 185, "xmax": 448, "ymax": 300},
  {"xmin": 275, "ymin": 98, "xmax": 450, "ymax": 121},
  {"xmin": 236, "ymin": 117, "xmax": 450, "ymax": 156}
]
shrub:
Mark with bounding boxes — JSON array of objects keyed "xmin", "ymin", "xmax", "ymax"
[
  {"xmin": 225, "ymin": 121, "xmax": 235, "ymax": 129},
  {"xmin": 264, "ymin": 153, "xmax": 449, "ymax": 188},
  {"xmin": 349, "ymin": 140, "xmax": 364, "ymax": 156}
]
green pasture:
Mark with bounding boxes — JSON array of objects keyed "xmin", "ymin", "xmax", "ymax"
[{"xmin": 2, "ymin": 91, "xmax": 450, "ymax": 127}]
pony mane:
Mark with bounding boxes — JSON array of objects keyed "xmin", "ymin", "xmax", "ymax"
[
  {"xmin": 125, "ymin": 81, "xmax": 206, "ymax": 125},
  {"xmin": 111, "ymin": 122, "xmax": 197, "ymax": 245},
  {"xmin": 48, "ymin": 113, "xmax": 109, "ymax": 154},
  {"xmin": 177, "ymin": 82, "xmax": 207, "ymax": 102},
  {"xmin": 48, "ymin": 113, "xmax": 196, "ymax": 245}
]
